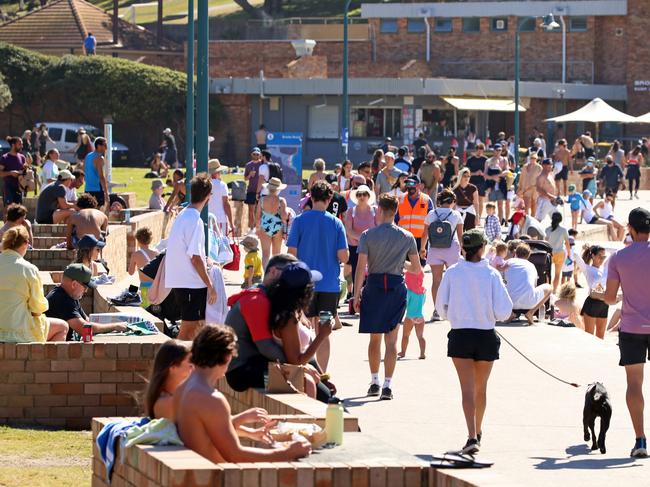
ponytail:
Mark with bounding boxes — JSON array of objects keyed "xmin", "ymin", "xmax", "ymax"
[
  {"xmin": 550, "ymin": 212, "xmax": 562, "ymax": 232},
  {"xmin": 582, "ymin": 245, "xmax": 604, "ymax": 265}
]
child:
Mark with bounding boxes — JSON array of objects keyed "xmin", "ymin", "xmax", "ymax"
[
  {"xmin": 567, "ymin": 184, "xmax": 586, "ymax": 230},
  {"xmin": 241, "ymin": 235, "xmax": 262, "ymax": 289},
  {"xmin": 149, "ymin": 180, "xmax": 166, "ymax": 211},
  {"xmin": 484, "ymin": 202, "xmax": 501, "ymax": 242},
  {"xmin": 398, "ymin": 261, "xmax": 426, "ymax": 360},
  {"xmin": 553, "ymin": 282, "xmax": 584, "ymax": 330},
  {"xmin": 487, "ymin": 241, "xmax": 508, "ymax": 273}
]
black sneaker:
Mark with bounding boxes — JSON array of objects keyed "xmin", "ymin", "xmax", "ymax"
[
  {"xmin": 460, "ymin": 438, "xmax": 480, "ymax": 455},
  {"xmin": 110, "ymin": 290, "xmax": 142, "ymax": 307},
  {"xmin": 631, "ymin": 437, "xmax": 648, "ymax": 458},
  {"xmin": 477, "ymin": 432, "xmax": 482, "ymax": 446},
  {"xmin": 367, "ymin": 383, "xmax": 380, "ymax": 397},
  {"xmin": 380, "ymin": 387, "xmax": 393, "ymax": 400}
]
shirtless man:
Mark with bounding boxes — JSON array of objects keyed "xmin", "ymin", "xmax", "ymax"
[
  {"xmin": 65, "ymin": 193, "xmax": 108, "ymax": 249},
  {"xmin": 552, "ymin": 139, "xmax": 572, "ymax": 197},
  {"xmin": 535, "ymin": 158, "xmax": 559, "ymax": 222},
  {"xmin": 174, "ymin": 324, "xmax": 311, "ymax": 463},
  {"xmin": 518, "ymin": 154, "xmax": 542, "ymax": 216}
]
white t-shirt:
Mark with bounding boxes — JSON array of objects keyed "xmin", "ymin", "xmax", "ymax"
[
  {"xmin": 208, "ymin": 178, "xmax": 229, "ymax": 222},
  {"xmin": 40, "ymin": 160, "xmax": 59, "ymax": 186},
  {"xmin": 504, "ymin": 258, "xmax": 540, "ymax": 309},
  {"xmin": 259, "ymin": 163, "xmax": 270, "ymax": 182},
  {"xmin": 65, "ymin": 186, "xmax": 78, "ymax": 203},
  {"xmin": 164, "ymin": 207, "xmax": 206, "ymax": 289},
  {"xmin": 424, "ymin": 208, "xmax": 463, "ymax": 243},
  {"xmin": 582, "ymin": 200, "xmax": 596, "ymax": 223}
]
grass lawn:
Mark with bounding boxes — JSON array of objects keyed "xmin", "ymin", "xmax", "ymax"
[{"xmin": 0, "ymin": 426, "xmax": 91, "ymax": 487}]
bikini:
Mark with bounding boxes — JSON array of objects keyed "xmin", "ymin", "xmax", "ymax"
[{"xmin": 260, "ymin": 196, "xmax": 283, "ymax": 237}]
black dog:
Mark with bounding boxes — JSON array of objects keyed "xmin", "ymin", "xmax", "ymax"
[{"xmin": 583, "ymin": 382, "xmax": 612, "ymax": 454}]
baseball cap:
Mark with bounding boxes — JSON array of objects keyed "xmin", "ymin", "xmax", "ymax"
[
  {"xmin": 587, "ymin": 156, "xmax": 596, "ymax": 163},
  {"xmin": 629, "ymin": 207, "xmax": 650, "ymax": 233},
  {"xmin": 405, "ymin": 175, "xmax": 420, "ymax": 186},
  {"xmin": 251, "ymin": 147, "xmax": 261, "ymax": 155},
  {"xmin": 63, "ymin": 263, "xmax": 96, "ymax": 289},
  {"xmin": 77, "ymin": 234, "xmax": 106, "ymax": 250},
  {"xmin": 583, "ymin": 189, "xmax": 592, "ymax": 198},
  {"xmin": 384, "ymin": 151, "xmax": 395, "ymax": 159},
  {"xmin": 494, "ymin": 143, "xmax": 502, "ymax": 149},
  {"xmin": 162, "ymin": 128, "xmax": 171, "ymax": 135},
  {"xmin": 568, "ymin": 184, "xmax": 576, "ymax": 192},
  {"xmin": 541, "ymin": 158, "xmax": 553, "ymax": 165},
  {"xmin": 280, "ymin": 261, "xmax": 322, "ymax": 289},
  {"xmin": 325, "ymin": 173, "xmax": 338, "ymax": 184},
  {"xmin": 59, "ymin": 169, "xmax": 74, "ymax": 180},
  {"xmin": 511, "ymin": 211, "xmax": 525, "ymax": 225},
  {"xmin": 462, "ymin": 228, "xmax": 487, "ymax": 249}
]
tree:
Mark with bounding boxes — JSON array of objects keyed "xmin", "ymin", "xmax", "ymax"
[
  {"xmin": 231, "ymin": 0, "xmax": 283, "ymax": 19},
  {"xmin": 0, "ymin": 72, "xmax": 11, "ymax": 111}
]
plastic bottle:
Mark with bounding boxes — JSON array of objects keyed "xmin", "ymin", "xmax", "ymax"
[
  {"xmin": 325, "ymin": 397, "xmax": 344, "ymax": 445},
  {"xmin": 124, "ymin": 208, "xmax": 131, "ymax": 223}
]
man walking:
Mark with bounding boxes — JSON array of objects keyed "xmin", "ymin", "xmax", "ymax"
[
  {"xmin": 244, "ymin": 148, "xmax": 264, "ymax": 232},
  {"xmin": 605, "ymin": 208, "xmax": 650, "ymax": 458},
  {"xmin": 553, "ymin": 139, "xmax": 571, "ymax": 197},
  {"xmin": 396, "ymin": 175, "xmax": 433, "ymax": 262},
  {"xmin": 288, "ymin": 181, "xmax": 348, "ymax": 371},
  {"xmin": 354, "ymin": 194, "xmax": 421, "ymax": 400},
  {"xmin": 165, "ymin": 174, "xmax": 217, "ymax": 340},
  {"xmin": 161, "ymin": 128, "xmax": 178, "ymax": 169},
  {"xmin": 535, "ymin": 158, "xmax": 559, "ymax": 222},
  {"xmin": 83, "ymin": 32, "xmax": 97, "ymax": 55},
  {"xmin": 84, "ymin": 137, "xmax": 109, "ymax": 210}
]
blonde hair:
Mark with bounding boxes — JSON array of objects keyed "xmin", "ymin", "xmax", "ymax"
[
  {"xmin": 453, "ymin": 167, "xmax": 471, "ymax": 190},
  {"xmin": 493, "ymin": 241, "xmax": 507, "ymax": 254},
  {"xmin": 558, "ymin": 282, "xmax": 577, "ymax": 301},
  {"xmin": 313, "ymin": 158, "xmax": 325, "ymax": 172},
  {"xmin": 2, "ymin": 226, "xmax": 29, "ymax": 251}
]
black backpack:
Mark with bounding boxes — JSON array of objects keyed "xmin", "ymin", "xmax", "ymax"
[
  {"xmin": 427, "ymin": 209, "xmax": 454, "ymax": 249},
  {"xmin": 268, "ymin": 162, "xmax": 283, "ymax": 181}
]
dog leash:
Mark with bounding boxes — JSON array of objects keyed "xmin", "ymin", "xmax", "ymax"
[{"xmin": 495, "ymin": 330, "xmax": 580, "ymax": 388}]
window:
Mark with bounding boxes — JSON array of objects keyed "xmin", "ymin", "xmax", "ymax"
[
  {"xmin": 407, "ymin": 18, "xmax": 426, "ymax": 33},
  {"xmin": 518, "ymin": 18, "xmax": 536, "ymax": 32},
  {"xmin": 308, "ymin": 105, "xmax": 339, "ymax": 139},
  {"xmin": 48, "ymin": 128, "xmax": 62, "ymax": 141},
  {"xmin": 350, "ymin": 108, "xmax": 401, "ymax": 139},
  {"xmin": 491, "ymin": 17, "xmax": 508, "ymax": 32},
  {"xmin": 462, "ymin": 18, "xmax": 480, "ymax": 33},
  {"xmin": 380, "ymin": 19, "xmax": 398, "ymax": 34},
  {"xmin": 570, "ymin": 16, "xmax": 588, "ymax": 32},
  {"xmin": 64, "ymin": 129, "xmax": 79, "ymax": 143},
  {"xmin": 434, "ymin": 18, "xmax": 452, "ymax": 33}
]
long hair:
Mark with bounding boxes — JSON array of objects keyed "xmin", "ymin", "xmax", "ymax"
[
  {"xmin": 551, "ymin": 212, "xmax": 562, "ymax": 231},
  {"xmin": 582, "ymin": 245, "xmax": 604, "ymax": 266},
  {"xmin": 75, "ymin": 247, "xmax": 93, "ymax": 265},
  {"xmin": 143, "ymin": 340, "xmax": 190, "ymax": 418},
  {"xmin": 266, "ymin": 280, "xmax": 314, "ymax": 332},
  {"xmin": 453, "ymin": 167, "xmax": 471, "ymax": 190}
]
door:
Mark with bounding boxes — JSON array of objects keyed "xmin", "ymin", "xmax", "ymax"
[{"xmin": 61, "ymin": 129, "xmax": 79, "ymax": 161}]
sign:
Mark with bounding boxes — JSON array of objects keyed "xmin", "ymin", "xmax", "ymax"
[
  {"xmin": 634, "ymin": 80, "xmax": 650, "ymax": 92},
  {"xmin": 266, "ymin": 132, "xmax": 303, "ymax": 212}
]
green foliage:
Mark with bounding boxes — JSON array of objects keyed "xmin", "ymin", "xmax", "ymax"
[
  {"xmin": 0, "ymin": 43, "xmax": 51, "ymax": 116},
  {"xmin": 0, "ymin": 72, "xmax": 11, "ymax": 110}
]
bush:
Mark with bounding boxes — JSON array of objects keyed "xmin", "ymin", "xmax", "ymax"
[{"xmin": 0, "ymin": 73, "xmax": 11, "ymax": 111}]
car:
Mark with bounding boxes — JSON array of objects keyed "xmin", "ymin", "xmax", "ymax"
[
  {"xmin": 37, "ymin": 122, "xmax": 130, "ymax": 164},
  {"xmin": 0, "ymin": 138, "xmax": 8, "ymax": 156}
]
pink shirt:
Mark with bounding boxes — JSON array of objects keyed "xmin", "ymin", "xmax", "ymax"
[
  {"xmin": 608, "ymin": 242, "xmax": 650, "ymax": 334},
  {"xmin": 345, "ymin": 206, "xmax": 376, "ymax": 246},
  {"xmin": 405, "ymin": 271, "xmax": 425, "ymax": 295}
]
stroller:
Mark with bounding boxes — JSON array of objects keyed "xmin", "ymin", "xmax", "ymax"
[{"xmin": 511, "ymin": 239, "xmax": 554, "ymax": 321}]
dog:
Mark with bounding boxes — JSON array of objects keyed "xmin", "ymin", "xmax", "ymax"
[{"xmin": 583, "ymin": 382, "xmax": 612, "ymax": 454}]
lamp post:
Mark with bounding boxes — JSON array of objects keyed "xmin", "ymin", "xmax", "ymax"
[
  {"xmin": 514, "ymin": 13, "xmax": 558, "ymax": 163},
  {"xmin": 341, "ymin": 0, "xmax": 351, "ymax": 160},
  {"xmin": 196, "ymin": 0, "xmax": 209, "ymax": 246},
  {"xmin": 185, "ymin": 0, "xmax": 194, "ymax": 204}
]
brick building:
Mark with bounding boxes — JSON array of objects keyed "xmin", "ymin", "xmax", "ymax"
[{"xmin": 207, "ymin": 0, "xmax": 650, "ymax": 166}]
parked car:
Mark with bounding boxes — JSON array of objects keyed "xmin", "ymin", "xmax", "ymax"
[
  {"xmin": 38, "ymin": 122, "xmax": 130, "ymax": 164},
  {"xmin": 0, "ymin": 138, "xmax": 8, "ymax": 156}
]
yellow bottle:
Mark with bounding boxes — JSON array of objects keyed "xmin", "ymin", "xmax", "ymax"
[{"xmin": 325, "ymin": 397, "xmax": 344, "ymax": 445}]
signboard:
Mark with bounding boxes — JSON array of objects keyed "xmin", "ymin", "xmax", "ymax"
[
  {"xmin": 634, "ymin": 80, "xmax": 650, "ymax": 92},
  {"xmin": 266, "ymin": 132, "xmax": 303, "ymax": 212}
]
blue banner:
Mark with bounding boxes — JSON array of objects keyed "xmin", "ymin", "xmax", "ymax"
[{"xmin": 266, "ymin": 132, "xmax": 303, "ymax": 212}]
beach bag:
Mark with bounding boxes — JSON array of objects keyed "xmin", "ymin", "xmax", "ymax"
[
  {"xmin": 208, "ymin": 214, "xmax": 233, "ymax": 265},
  {"xmin": 427, "ymin": 210, "xmax": 454, "ymax": 249},
  {"xmin": 266, "ymin": 362, "xmax": 305, "ymax": 393},
  {"xmin": 229, "ymin": 180, "xmax": 246, "ymax": 202},
  {"xmin": 222, "ymin": 235, "xmax": 241, "ymax": 271}
]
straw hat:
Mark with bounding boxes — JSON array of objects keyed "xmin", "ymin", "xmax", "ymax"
[
  {"xmin": 350, "ymin": 184, "xmax": 376, "ymax": 206},
  {"xmin": 208, "ymin": 159, "xmax": 228, "ymax": 174},
  {"xmin": 263, "ymin": 177, "xmax": 287, "ymax": 192}
]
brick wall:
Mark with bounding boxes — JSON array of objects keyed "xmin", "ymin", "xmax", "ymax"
[
  {"xmin": 624, "ymin": 0, "xmax": 650, "ymax": 136},
  {"xmin": 32, "ymin": 236, "xmax": 66, "ymax": 249},
  {"xmin": 0, "ymin": 339, "xmax": 166, "ymax": 429}
]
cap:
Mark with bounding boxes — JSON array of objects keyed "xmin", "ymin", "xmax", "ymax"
[
  {"xmin": 583, "ymin": 189, "xmax": 592, "ymax": 197},
  {"xmin": 587, "ymin": 156, "xmax": 596, "ymax": 163},
  {"xmin": 511, "ymin": 211, "xmax": 525, "ymax": 225},
  {"xmin": 77, "ymin": 234, "xmax": 106, "ymax": 250},
  {"xmin": 280, "ymin": 261, "xmax": 322, "ymax": 289},
  {"xmin": 63, "ymin": 263, "xmax": 96, "ymax": 289},
  {"xmin": 384, "ymin": 151, "xmax": 395, "ymax": 159},
  {"xmin": 151, "ymin": 179, "xmax": 164, "ymax": 190},
  {"xmin": 58, "ymin": 169, "xmax": 74, "ymax": 180},
  {"xmin": 163, "ymin": 128, "xmax": 171, "ymax": 135},
  {"xmin": 241, "ymin": 235, "xmax": 259, "ymax": 251},
  {"xmin": 493, "ymin": 143, "xmax": 502, "ymax": 149},
  {"xmin": 251, "ymin": 147, "xmax": 261, "ymax": 155},
  {"xmin": 405, "ymin": 175, "xmax": 420, "ymax": 186},
  {"xmin": 462, "ymin": 228, "xmax": 487, "ymax": 249},
  {"xmin": 325, "ymin": 173, "xmax": 338, "ymax": 184},
  {"xmin": 541, "ymin": 158, "xmax": 553, "ymax": 165},
  {"xmin": 385, "ymin": 137, "xmax": 392, "ymax": 142},
  {"xmin": 629, "ymin": 207, "xmax": 650, "ymax": 232},
  {"xmin": 568, "ymin": 184, "xmax": 576, "ymax": 192}
]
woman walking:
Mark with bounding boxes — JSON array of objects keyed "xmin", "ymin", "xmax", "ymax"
[
  {"xmin": 544, "ymin": 212, "xmax": 571, "ymax": 293},
  {"xmin": 575, "ymin": 244, "xmax": 611, "ymax": 339},
  {"xmin": 308, "ymin": 158, "xmax": 327, "ymax": 190},
  {"xmin": 344, "ymin": 184, "xmax": 376, "ymax": 299},
  {"xmin": 256, "ymin": 177, "xmax": 288, "ymax": 269},
  {"xmin": 453, "ymin": 168, "xmax": 480, "ymax": 230},
  {"xmin": 441, "ymin": 147, "xmax": 459, "ymax": 188},
  {"xmin": 625, "ymin": 145, "xmax": 643, "ymax": 200},
  {"xmin": 436, "ymin": 229, "xmax": 513, "ymax": 454},
  {"xmin": 338, "ymin": 160, "xmax": 353, "ymax": 192}
]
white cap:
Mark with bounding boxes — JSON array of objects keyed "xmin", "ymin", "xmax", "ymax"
[{"xmin": 384, "ymin": 151, "xmax": 395, "ymax": 159}]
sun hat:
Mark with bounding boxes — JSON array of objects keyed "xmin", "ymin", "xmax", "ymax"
[
  {"xmin": 263, "ymin": 177, "xmax": 287, "ymax": 192},
  {"xmin": 208, "ymin": 159, "xmax": 228, "ymax": 174},
  {"xmin": 151, "ymin": 180, "xmax": 164, "ymax": 190},
  {"xmin": 280, "ymin": 261, "xmax": 322, "ymax": 289},
  {"xmin": 63, "ymin": 263, "xmax": 96, "ymax": 289},
  {"xmin": 241, "ymin": 235, "xmax": 259, "ymax": 251},
  {"xmin": 350, "ymin": 185, "xmax": 376, "ymax": 206},
  {"xmin": 462, "ymin": 228, "xmax": 487, "ymax": 249}
]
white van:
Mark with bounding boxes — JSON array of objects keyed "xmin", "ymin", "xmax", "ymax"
[{"xmin": 39, "ymin": 122, "xmax": 130, "ymax": 164}]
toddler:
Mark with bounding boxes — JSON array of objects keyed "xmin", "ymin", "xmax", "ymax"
[
  {"xmin": 398, "ymin": 261, "xmax": 426, "ymax": 360},
  {"xmin": 484, "ymin": 202, "xmax": 501, "ymax": 242},
  {"xmin": 241, "ymin": 235, "xmax": 262, "ymax": 289},
  {"xmin": 567, "ymin": 184, "xmax": 586, "ymax": 230},
  {"xmin": 488, "ymin": 241, "xmax": 508, "ymax": 273}
]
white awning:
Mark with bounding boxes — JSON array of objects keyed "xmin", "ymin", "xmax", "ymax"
[
  {"xmin": 442, "ymin": 97, "xmax": 526, "ymax": 112},
  {"xmin": 545, "ymin": 98, "xmax": 636, "ymax": 123},
  {"xmin": 633, "ymin": 112, "xmax": 650, "ymax": 124}
]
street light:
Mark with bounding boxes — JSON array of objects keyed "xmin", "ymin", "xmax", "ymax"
[
  {"xmin": 341, "ymin": 0, "xmax": 352, "ymax": 160},
  {"xmin": 185, "ymin": 0, "xmax": 194, "ymax": 203},
  {"xmin": 514, "ymin": 13, "xmax": 557, "ymax": 164}
]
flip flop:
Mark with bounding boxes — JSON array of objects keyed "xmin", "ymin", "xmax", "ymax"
[{"xmin": 430, "ymin": 452, "xmax": 493, "ymax": 469}]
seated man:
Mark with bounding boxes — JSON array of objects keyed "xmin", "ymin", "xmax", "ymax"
[
  {"xmin": 45, "ymin": 263, "xmax": 127, "ymax": 340},
  {"xmin": 509, "ymin": 211, "xmax": 545, "ymax": 241},
  {"xmin": 36, "ymin": 170, "xmax": 77, "ymax": 224},
  {"xmin": 504, "ymin": 243, "xmax": 552, "ymax": 325},
  {"xmin": 0, "ymin": 203, "xmax": 33, "ymax": 242},
  {"xmin": 173, "ymin": 324, "xmax": 311, "ymax": 463},
  {"xmin": 66, "ymin": 193, "xmax": 108, "ymax": 249}
]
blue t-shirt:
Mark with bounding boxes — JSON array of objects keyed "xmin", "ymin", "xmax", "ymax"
[
  {"xmin": 84, "ymin": 35, "xmax": 96, "ymax": 51},
  {"xmin": 568, "ymin": 193, "xmax": 586, "ymax": 212},
  {"xmin": 287, "ymin": 209, "xmax": 348, "ymax": 293}
]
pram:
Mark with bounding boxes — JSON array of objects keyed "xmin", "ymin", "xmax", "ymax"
[{"xmin": 511, "ymin": 239, "xmax": 554, "ymax": 321}]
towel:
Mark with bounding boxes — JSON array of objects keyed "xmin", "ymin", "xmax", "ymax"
[
  {"xmin": 206, "ymin": 265, "xmax": 229, "ymax": 324},
  {"xmin": 96, "ymin": 417, "xmax": 150, "ymax": 481},
  {"xmin": 123, "ymin": 418, "xmax": 183, "ymax": 449}
]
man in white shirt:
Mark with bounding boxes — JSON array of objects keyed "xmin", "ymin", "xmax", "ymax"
[
  {"xmin": 207, "ymin": 159, "xmax": 233, "ymax": 235},
  {"xmin": 504, "ymin": 243, "xmax": 552, "ymax": 324},
  {"xmin": 165, "ymin": 174, "xmax": 217, "ymax": 340}
]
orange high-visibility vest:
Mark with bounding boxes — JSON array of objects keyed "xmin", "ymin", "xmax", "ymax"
[{"xmin": 397, "ymin": 192, "xmax": 430, "ymax": 238}]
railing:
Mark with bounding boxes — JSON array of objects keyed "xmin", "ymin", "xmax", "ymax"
[
  {"xmin": 438, "ymin": 60, "xmax": 594, "ymax": 84},
  {"xmin": 248, "ymin": 17, "xmax": 368, "ymax": 26}
]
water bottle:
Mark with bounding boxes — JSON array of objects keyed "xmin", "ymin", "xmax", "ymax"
[
  {"xmin": 325, "ymin": 397, "xmax": 344, "ymax": 445},
  {"xmin": 124, "ymin": 208, "xmax": 131, "ymax": 223}
]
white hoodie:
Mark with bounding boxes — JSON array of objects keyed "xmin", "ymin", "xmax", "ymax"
[{"xmin": 436, "ymin": 257, "xmax": 513, "ymax": 330}]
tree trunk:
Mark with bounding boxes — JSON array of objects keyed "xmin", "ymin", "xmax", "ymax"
[{"xmin": 232, "ymin": 0, "xmax": 262, "ymax": 18}]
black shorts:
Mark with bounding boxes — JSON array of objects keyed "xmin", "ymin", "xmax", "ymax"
[
  {"xmin": 245, "ymin": 191, "xmax": 258, "ymax": 206},
  {"xmin": 554, "ymin": 165, "xmax": 569, "ymax": 181},
  {"xmin": 447, "ymin": 328, "xmax": 500, "ymax": 362},
  {"xmin": 605, "ymin": 185, "xmax": 619, "ymax": 195},
  {"xmin": 88, "ymin": 191, "xmax": 105, "ymax": 208},
  {"xmin": 173, "ymin": 287, "xmax": 207, "ymax": 321},
  {"xmin": 469, "ymin": 176, "xmax": 486, "ymax": 197},
  {"xmin": 306, "ymin": 291, "xmax": 340, "ymax": 318},
  {"xmin": 581, "ymin": 296, "xmax": 609, "ymax": 319},
  {"xmin": 619, "ymin": 331, "xmax": 650, "ymax": 366}
]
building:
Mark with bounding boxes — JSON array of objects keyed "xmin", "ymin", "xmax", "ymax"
[{"xmin": 206, "ymin": 0, "xmax": 649, "ymax": 165}]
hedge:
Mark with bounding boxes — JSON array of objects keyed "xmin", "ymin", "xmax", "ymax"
[{"xmin": 0, "ymin": 73, "xmax": 10, "ymax": 111}]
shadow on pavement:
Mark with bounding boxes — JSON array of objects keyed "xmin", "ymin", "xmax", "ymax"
[
  {"xmin": 342, "ymin": 396, "xmax": 382, "ymax": 408},
  {"xmin": 532, "ymin": 454, "xmax": 639, "ymax": 470}
]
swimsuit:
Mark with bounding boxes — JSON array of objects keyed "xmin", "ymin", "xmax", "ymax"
[{"xmin": 260, "ymin": 196, "xmax": 283, "ymax": 237}]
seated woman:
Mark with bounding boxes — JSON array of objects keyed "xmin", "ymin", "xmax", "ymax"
[
  {"xmin": 174, "ymin": 325, "xmax": 311, "ymax": 463},
  {"xmin": 150, "ymin": 152, "xmax": 169, "ymax": 179},
  {"xmin": 163, "ymin": 170, "xmax": 186, "ymax": 213},
  {"xmin": 75, "ymin": 234, "xmax": 107, "ymax": 277},
  {"xmin": 0, "ymin": 227, "xmax": 68, "ymax": 342}
]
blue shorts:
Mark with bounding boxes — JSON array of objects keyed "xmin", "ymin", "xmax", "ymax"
[{"xmin": 405, "ymin": 290, "xmax": 426, "ymax": 319}]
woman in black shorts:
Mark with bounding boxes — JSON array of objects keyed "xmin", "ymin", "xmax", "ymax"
[{"xmin": 435, "ymin": 229, "xmax": 513, "ymax": 455}]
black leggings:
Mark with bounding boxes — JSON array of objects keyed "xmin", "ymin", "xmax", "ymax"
[{"xmin": 627, "ymin": 176, "xmax": 640, "ymax": 193}]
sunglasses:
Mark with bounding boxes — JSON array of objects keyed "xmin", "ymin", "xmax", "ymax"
[{"xmin": 357, "ymin": 192, "xmax": 370, "ymax": 198}]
